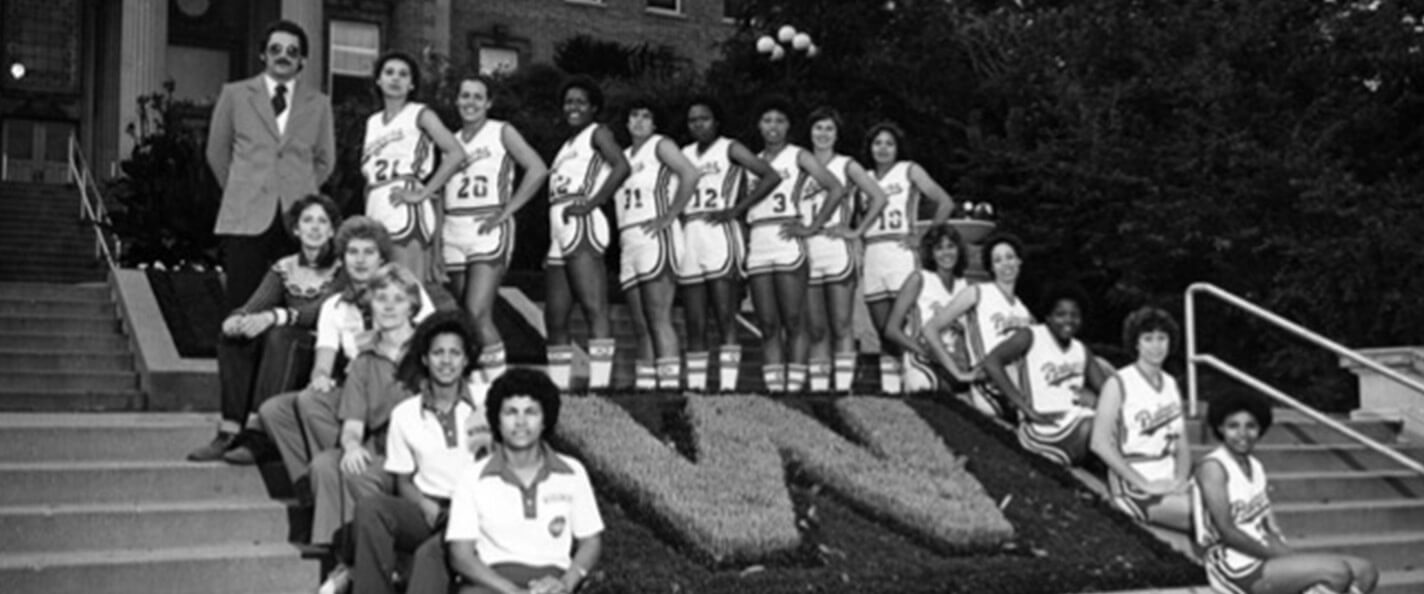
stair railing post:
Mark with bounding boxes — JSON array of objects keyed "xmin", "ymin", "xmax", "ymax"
[{"xmin": 1185, "ymin": 285, "xmax": 1199, "ymax": 418}]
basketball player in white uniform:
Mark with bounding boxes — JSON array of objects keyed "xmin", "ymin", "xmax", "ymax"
[
  {"xmin": 361, "ymin": 51, "xmax": 466, "ymax": 285},
  {"xmin": 1090, "ymin": 307, "xmax": 1192, "ymax": 531},
  {"xmin": 801, "ymin": 107, "xmax": 889, "ymax": 392},
  {"xmin": 923, "ymin": 233, "xmax": 1034, "ymax": 419},
  {"xmin": 617, "ymin": 99, "xmax": 701, "ymax": 392},
  {"xmin": 882, "ymin": 223, "xmax": 977, "ymax": 393},
  {"xmin": 1195, "ymin": 396, "xmax": 1378, "ymax": 594},
  {"xmin": 862, "ymin": 122, "xmax": 954, "ymax": 394},
  {"xmin": 443, "ymin": 75, "xmax": 548, "ymax": 383},
  {"xmin": 544, "ymin": 77, "xmax": 630, "ymax": 392},
  {"xmin": 981, "ymin": 287, "xmax": 1106, "ymax": 465},
  {"xmin": 729, "ymin": 98, "xmax": 846, "ymax": 393},
  {"xmin": 678, "ymin": 97, "xmax": 780, "ymax": 393}
]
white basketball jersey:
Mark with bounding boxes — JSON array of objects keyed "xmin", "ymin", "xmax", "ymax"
[
  {"xmin": 549, "ymin": 124, "xmax": 610, "ymax": 201},
  {"xmin": 445, "ymin": 120, "xmax": 512, "ymax": 215},
  {"xmin": 864, "ymin": 161, "xmax": 917, "ymax": 240},
  {"xmin": 362, "ymin": 103, "xmax": 434, "ymax": 184},
  {"xmin": 1019, "ymin": 325, "xmax": 1088, "ymax": 414},
  {"xmin": 912, "ymin": 270, "xmax": 968, "ymax": 347},
  {"xmin": 1115, "ymin": 365, "xmax": 1185, "ymax": 475},
  {"xmin": 799, "ymin": 154, "xmax": 851, "ymax": 227},
  {"xmin": 966, "ymin": 283, "xmax": 1034, "ymax": 365},
  {"xmin": 682, "ymin": 137, "xmax": 741, "ymax": 216},
  {"xmin": 748, "ymin": 145, "xmax": 807, "ymax": 224},
  {"xmin": 618, "ymin": 135, "xmax": 674, "ymax": 229},
  {"xmin": 1194, "ymin": 448, "xmax": 1271, "ymax": 567}
]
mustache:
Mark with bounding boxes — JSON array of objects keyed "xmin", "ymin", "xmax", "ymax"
[{"xmin": 275, "ymin": 58, "xmax": 294, "ymax": 67}]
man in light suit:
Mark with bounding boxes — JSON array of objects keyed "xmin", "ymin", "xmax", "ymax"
[{"xmin": 193, "ymin": 19, "xmax": 336, "ymax": 461}]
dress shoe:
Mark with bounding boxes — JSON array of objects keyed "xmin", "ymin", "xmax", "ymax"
[{"xmin": 186, "ymin": 432, "xmax": 236, "ymax": 462}]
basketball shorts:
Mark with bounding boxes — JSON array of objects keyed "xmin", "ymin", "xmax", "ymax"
[
  {"xmin": 442, "ymin": 211, "xmax": 513, "ymax": 267},
  {"xmin": 366, "ymin": 178, "xmax": 437, "ymax": 244},
  {"xmin": 744, "ymin": 221, "xmax": 805, "ymax": 276},
  {"xmin": 619, "ymin": 223, "xmax": 683, "ymax": 290},
  {"xmin": 805, "ymin": 234, "xmax": 855, "ymax": 286},
  {"xmin": 677, "ymin": 217, "xmax": 743, "ymax": 283},
  {"xmin": 862, "ymin": 238, "xmax": 916, "ymax": 302},
  {"xmin": 546, "ymin": 198, "xmax": 609, "ymax": 266},
  {"xmin": 1016, "ymin": 406, "xmax": 1095, "ymax": 466},
  {"xmin": 1203, "ymin": 545, "xmax": 1265, "ymax": 594}
]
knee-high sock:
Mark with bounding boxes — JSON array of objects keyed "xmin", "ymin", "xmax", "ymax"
[
  {"xmin": 587, "ymin": 338, "xmax": 617, "ymax": 391},
  {"xmin": 547, "ymin": 345, "xmax": 574, "ymax": 391},
  {"xmin": 478, "ymin": 341, "xmax": 507, "ymax": 384},
  {"xmin": 879, "ymin": 354, "xmax": 902, "ymax": 395},
  {"xmin": 685, "ymin": 351, "xmax": 709, "ymax": 391},
  {"xmin": 762, "ymin": 363, "xmax": 784, "ymax": 394},
  {"xmin": 656, "ymin": 356, "xmax": 681, "ymax": 391},
  {"xmin": 718, "ymin": 345, "xmax": 742, "ymax": 392},
  {"xmin": 808, "ymin": 357, "xmax": 831, "ymax": 392},
  {"xmin": 786, "ymin": 363, "xmax": 808, "ymax": 393},
  {"xmin": 635, "ymin": 360, "xmax": 657, "ymax": 391},
  {"xmin": 834, "ymin": 352, "xmax": 857, "ymax": 393}
]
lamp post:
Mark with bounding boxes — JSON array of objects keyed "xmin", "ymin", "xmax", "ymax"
[{"xmin": 755, "ymin": 24, "xmax": 817, "ymax": 82}]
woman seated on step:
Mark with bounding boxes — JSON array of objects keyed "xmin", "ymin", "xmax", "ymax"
[
  {"xmin": 258, "ymin": 218, "xmax": 435, "ymax": 544},
  {"xmin": 188, "ymin": 194, "xmax": 342, "ymax": 464},
  {"xmin": 446, "ymin": 368, "xmax": 604, "ymax": 594},
  {"xmin": 1194, "ymin": 394, "xmax": 1378, "ymax": 594},
  {"xmin": 979, "ymin": 285, "xmax": 1107, "ymax": 466},
  {"xmin": 1090, "ymin": 306, "xmax": 1192, "ymax": 532},
  {"xmin": 346, "ymin": 310, "xmax": 492, "ymax": 594}
]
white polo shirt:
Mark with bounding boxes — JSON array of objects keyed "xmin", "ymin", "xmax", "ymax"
[
  {"xmin": 314, "ymin": 285, "xmax": 437, "ymax": 360},
  {"xmin": 383, "ymin": 377, "xmax": 490, "ymax": 499},
  {"xmin": 445, "ymin": 443, "xmax": 604, "ymax": 569}
]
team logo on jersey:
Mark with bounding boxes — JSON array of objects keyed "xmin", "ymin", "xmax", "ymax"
[
  {"xmin": 1230, "ymin": 492, "xmax": 1270, "ymax": 527},
  {"xmin": 465, "ymin": 146, "xmax": 492, "ymax": 165},
  {"xmin": 990, "ymin": 313, "xmax": 1033, "ymax": 336},
  {"xmin": 362, "ymin": 130, "xmax": 406, "ymax": 162},
  {"xmin": 1041, "ymin": 361, "xmax": 1084, "ymax": 387},
  {"xmin": 882, "ymin": 182, "xmax": 906, "ymax": 196},
  {"xmin": 696, "ymin": 161, "xmax": 722, "ymax": 176},
  {"xmin": 1135, "ymin": 402, "xmax": 1183, "ymax": 435},
  {"xmin": 631, "ymin": 160, "xmax": 647, "ymax": 174},
  {"xmin": 548, "ymin": 515, "xmax": 567, "ymax": 538}
]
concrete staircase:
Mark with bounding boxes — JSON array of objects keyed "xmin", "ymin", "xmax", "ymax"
[
  {"xmin": 0, "ymin": 282, "xmax": 144, "ymax": 412},
  {"xmin": 0, "ymin": 182, "xmax": 108, "ymax": 284},
  {"xmin": 0, "ymin": 413, "xmax": 316, "ymax": 593},
  {"xmin": 1189, "ymin": 414, "xmax": 1424, "ymax": 594}
]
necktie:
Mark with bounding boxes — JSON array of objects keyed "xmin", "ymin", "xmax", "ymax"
[{"xmin": 272, "ymin": 84, "xmax": 287, "ymax": 117}]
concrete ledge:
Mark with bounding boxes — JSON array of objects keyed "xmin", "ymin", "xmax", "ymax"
[
  {"xmin": 1339, "ymin": 346, "xmax": 1424, "ymax": 437},
  {"xmin": 110, "ymin": 269, "xmax": 218, "ymax": 412}
]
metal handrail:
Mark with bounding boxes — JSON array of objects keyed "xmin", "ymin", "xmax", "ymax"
[
  {"xmin": 67, "ymin": 133, "xmax": 117, "ymax": 269},
  {"xmin": 1185, "ymin": 282, "xmax": 1424, "ymax": 476}
]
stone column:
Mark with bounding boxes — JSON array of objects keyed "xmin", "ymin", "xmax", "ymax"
[
  {"xmin": 117, "ymin": 0, "xmax": 167, "ymax": 160},
  {"xmin": 282, "ymin": 0, "xmax": 324, "ymax": 91}
]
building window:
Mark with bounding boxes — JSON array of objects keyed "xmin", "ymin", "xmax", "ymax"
[
  {"xmin": 478, "ymin": 47, "xmax": 520, "ymax": 75},
  {"xmin": 328, "ymin": 20, "xmax": 380, "ymax": 107},
  {"xmin": 647, "ymin": 0, "xmax": 681, "ymax": 14}
]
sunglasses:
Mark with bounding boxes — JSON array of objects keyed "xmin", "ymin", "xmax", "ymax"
[{"xmin": 266, "ymin": 44, "xmax": 302, "ymax": 59}]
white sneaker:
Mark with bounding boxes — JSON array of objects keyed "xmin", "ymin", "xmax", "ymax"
[{"xmin": 316, "ymin": 564, "xmax": 351, "ymax": 594}]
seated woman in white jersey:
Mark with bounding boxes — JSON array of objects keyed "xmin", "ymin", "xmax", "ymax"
[
  {"xmin": 728, "ymin": 97, "xmax": 847, "ymax": 393},
  {"xmin": 980, "ymin": 285, "xmax": 1107, "ymax": 466},
  {"xmin": 616, "ymin": 98, "xmax": 702, "ymax": 392},
  {"xmin": 678, "ymin": 97, "xmax": 780, "ymax": 393},
  {"xmin": 442, "ymin": 74, "xmax": 548, "ymax": 385},
  {"xmin": 860, "ymin": 122, "xmax": 955, "ymax": 395},
  {"xmin": 1090, "ymin": 306, "xmax": 1192, "ymax": 532},
  {"xmin": 801, "ymin": 107, "xmax": 889, "ymax": 393},
  {"xmin": 362, "ymin": 51, "xmax": 466, "ymax": 286},
  {"xmin": 1195, "ymin": 395, "xmax": 1378, "ymax": 594},
  {"xmin": 923, "ymin": 232, "xmax": 1035, "ymax": 421},
  {"xmin": 882, "ymin": 223, "xmax": 978, "ymax": 394},
  {"xmin": 543, "ymin": 77, "xmax": 631, "ymax": 393}
]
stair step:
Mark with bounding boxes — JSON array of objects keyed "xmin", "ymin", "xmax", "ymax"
[
  {"xmin": 0, "ymin": 282, "xmax": 109, "ymax": 300},
  {"xmin": 0, "ymin": 270, "xmax": 108, "ymax": 284},
  {"xmin": 1194, "ymin": 444, "xmax": 1424, "ymax": 472},
  {"xmin": 0, "ymin": 351, "xmax": 133, "ymax": 372},
  {"xmin": 0, "ymin": 413, "xmax": 214, "ymax": 462},
  {"xmin": 0, "ymin": 542, "xmax": 316, "ymax": 594},
  {"xmin": 0, "ymin": 499, "xmax": 299, "ymax": 554},
  {"xmin": 0, "ymin": 332, "xmax": 128, "ymax": 351},
  {"xmin": 1268, "ymin": 469, "xmax": 1424, "ymax": 503},
  {"xmin": 1379, "ymin": 569, "xmax": 1424, "ymax": 594},
  {"xmin": 1291, "ymin": 531, "xmax": 1424, "ymax": 572},
  {"xmin": 1275, "ymin": 499, "xmax": 1424, "ymax": 537},
  {"xmin": 0, "ymin": 370, "xmax": 137, "ymax": 392},
  {"xmin": 0, "ymin": 296, "xmax": 113, "ymax": 316},
  {"xmin": 0, "ymin": 389, "xmax": 145, "ymax": 412},
  {"xmin": 0, "ymin": 460, "xmax": 280, "ymax": 505},
  {"xmin": 0, "ymin": 314, "xmax": 119, "ymax": 334},
  {"xmin": 1189, "ymin": 418, "xmax": 1403, "ymax": 445}
]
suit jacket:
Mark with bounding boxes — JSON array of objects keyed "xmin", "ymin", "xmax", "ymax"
[{"xmin": 206, "ymin": 74, "xmax": 335, "ymax": 236}]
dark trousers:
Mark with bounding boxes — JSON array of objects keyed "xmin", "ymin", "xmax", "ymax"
[
  {"xmin": 457, "ymin": 564, "xmax": 562, "ymax": 594},
  {"xmin": 353, "ymin": 494, "xmax": 451, "ymax": 594},
  {"xmin": 220, "ymin": 205, "xmax": 296, "ymax": 310},
  {"xmin": 216, "ymin": 326, "xmax": 313, "ymax": 424}
]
